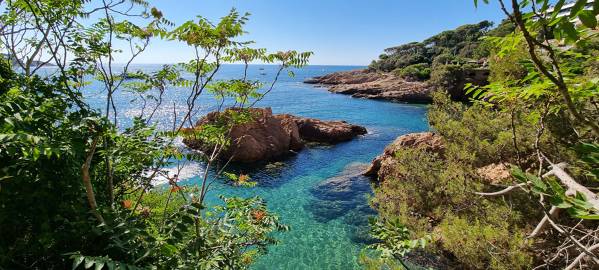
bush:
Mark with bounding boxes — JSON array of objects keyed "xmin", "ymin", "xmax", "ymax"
[
  {"xmin": 430, "ymin": 64, "xmax": 465, "ymax": 98},
  {"xmin": 371, "ymin": 92, "xmax": 579, "ymax": 269},
  {"xmin": 488, "ymin": 41, "xmax": 529, "ymax": 83},
  {"xmin": 393, "ymin": 63, "xmax": 431, "ymax": 81},
  {"xmin": 432, "ymin": 53, "xmax": 459, "ymax": 68}
]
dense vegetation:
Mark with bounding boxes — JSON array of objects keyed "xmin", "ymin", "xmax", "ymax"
[
  {"xmin": 369, "ymin": 20, "xmax": 496, "ymax": 72},
  {"xmin": 367, "ymin": 0, "xmax": 599, "ymax": 269},
  {"xmin": 0, "ymin": 0, "xmax": 310, "ymax": 269},
  {"xmin": 369, "ymin": 19, "xmax": 517, "ymax": 101}
]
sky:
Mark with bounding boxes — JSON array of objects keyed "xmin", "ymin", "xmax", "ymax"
[{"xmin": 123, "ymin": 0, "xmax": 510, "ymax": 66}]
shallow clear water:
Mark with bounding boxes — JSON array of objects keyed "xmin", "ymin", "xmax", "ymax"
[{"xmin": 84, "ymin": 64, "xmax": 429, "ymax": 269}]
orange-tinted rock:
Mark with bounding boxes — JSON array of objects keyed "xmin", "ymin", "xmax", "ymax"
[
  {"xmin": 278, "ymin": 114, "xmax": 367, "ymax": 144},
  {"xmin": 476, "ymin": 163, "xmax": 512, "ymax": 185},
  {"xmin": 364, "ymin": 132, "xmax": 444, "ymax": 179},
  {"xmin": 183, "ymin": 108, "xmax": 367, "ymax": 163}
]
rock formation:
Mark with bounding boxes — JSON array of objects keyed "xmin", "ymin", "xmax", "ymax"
[
  {"xmin": 183, "ymin": 108, "xmax": 367, "ymax": 163},
  {"xmin": 304, "ymin": 69, "xmax": 433, "ymax": 103},
  {"xmin": 363, "ymin": 132, "xmax": 444, "ymax": 179},
  {"xmin": 278, "ymin": 114, "xmax": 367, "ymax": 144}
]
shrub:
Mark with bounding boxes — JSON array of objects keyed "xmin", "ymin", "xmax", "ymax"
[
  {"xmin": 430, "ymin": 64, "xmax": 465, "ymax": 97},
  {"xmin": 371, "ymin": 92, "xmax": 578, "ymax": 269},
  {"xmin": 488, "ymin": 41, "xmax": 529, "ymax": 83},
  {"xmin": 393, "ymin": 63, "xmax": 431, "ymax": 81}
]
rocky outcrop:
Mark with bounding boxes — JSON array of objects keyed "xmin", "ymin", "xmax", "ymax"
[
  {"xmin": 280, "ymin": 114, "xmax": 368, "ymax": 144},
  {"xmin": 183, "ymin": 108, "xmax": 367, "ymax": 163},
  {"xmin": 304, "ymin": 69, "xmax": 433, "ymax": 103},
  {"xmin": 364, "ymin": 132, "xmax": 444, "ymax": 180}
]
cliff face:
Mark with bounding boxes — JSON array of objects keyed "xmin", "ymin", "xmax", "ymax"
[
  {"xmin": 183, "ymin": 108, "xmax": 367, "ymax": 163},
  {"xmin": 304, "ymin": 69, "xmax": 433, "ymax": 103}
]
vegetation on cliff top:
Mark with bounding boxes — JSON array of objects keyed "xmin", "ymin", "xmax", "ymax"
[
  {"xmin": 368, "ymin": 19, "xmax": 516, "ymax": 101},
  {"xmin": 369, "ymin": 20, "xmax": 497, "ymax": 72}
]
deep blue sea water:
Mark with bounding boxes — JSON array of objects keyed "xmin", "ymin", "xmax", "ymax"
[{"xmin": 84, "ymin": 64, "xmax": 429, "ymax": 269}]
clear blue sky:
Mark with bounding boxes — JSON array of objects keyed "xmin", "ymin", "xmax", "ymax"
[{"xmin": 128, "ymin": 0, "xmax": 509, "ymax": 65}]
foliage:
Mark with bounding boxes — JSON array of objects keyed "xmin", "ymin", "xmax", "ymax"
[
  {"xmin": 372, "ymin": 0, "xmax": 599, "ymax": 268},
  {"xmin": 393, "ymin": 63, "xmax": 431, "ymax": 81},
  {"xmin": 360, "ymin": 217, "xmax": 431, "ymax": 269},
  {"xmin": 439, "ymin": 215, "xmax": 532, "ymax": 269},
  {"xmin": 0, "ymin": 1, "xmax": 311, "ymax": 269},
  {"xmin": 371, "ymin": 92, "xmax": 560, "ymax": 269},
  {"xmin": 487, "ymin": 35, "xmax": 529, "ymax": 82},
  {"xmin": 369, "ymin": 21, "xmax": 496, "ymax": 72}
]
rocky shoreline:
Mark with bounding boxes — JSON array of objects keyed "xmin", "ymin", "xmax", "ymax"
[
  {"xmin": 304, "ymin": 69, "xmax": 433, "ymax": 103},
  {"xmin": 183, "ymin": 108, "xmax": 367, "ymax": 163}
]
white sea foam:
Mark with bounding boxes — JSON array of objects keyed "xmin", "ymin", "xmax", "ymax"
[{"xmin": 147, "ymin": 161, "xmax": 203, "ymax": 186}]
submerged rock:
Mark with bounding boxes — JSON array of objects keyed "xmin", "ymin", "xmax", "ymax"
[
  {"xmin": 364, "ymin": 132, "xmax": 444, "ymax": 180},
  {"xmin": 307, "ymin": 163, "xmax": 373, "ymax": 222},
  {"xmin": 183, "ymin": 108, "xmax": 367, "ymax": 163},
  {"xmin": 304, "ymin": 69, "xmax": 433, "ymax": 103}
]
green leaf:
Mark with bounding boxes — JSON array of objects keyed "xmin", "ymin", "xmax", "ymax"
[
  {"xmin": 529, "ymin": 175, "xmax": 547, "ymax": 191},
  {"xmin": 547, "ymin": 178, "xmax": 566, "ymax": 194},
  {"xmin": 510, "ymin": 167, "xmax": 528, "ymax": 183},
  {"xmin": 575, "ymin": 214, "xmax": 599, "ymax": 220},
  {"xmin": 560, "ymin": 21, "xmax": 579, "ymax": 42},
  {"xmin": 94, "ymin": 261, "xmax": 105, "ymax": 270},
  {"xmin": 473, "ymin": 0, "xmax": 489, "ymax": 8},
  {"xmin": 550, "ymin": 196, "xmax": 573, "ymax": 208},
  {"xmin": 578, "ymin": 10, "xmax": 598, "ymax": 28},
  {"xmin": 72, "ymin": 256, "xmax": 85, "ymax": 270},
  {"xmin": 552, "ymin": 0, "xmax": 567, "ymax": 19},
  {"xmin": 84, "ymin": 257, "xmax": 95, "ymax": 269},
  {"xmin": 569, "ymin": 0, "xmax": 588, "ymax": 17}
]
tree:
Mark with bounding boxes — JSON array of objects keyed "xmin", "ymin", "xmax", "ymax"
[{"xmin": 0, "ymin": 0, "xmax": 311, "ymax": 269}]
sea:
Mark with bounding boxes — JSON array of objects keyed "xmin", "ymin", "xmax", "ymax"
[{"xmin": 83, "ymin": 64, "xmax": 429, "ymax": 270}]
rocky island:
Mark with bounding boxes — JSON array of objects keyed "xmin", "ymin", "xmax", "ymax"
[{"xmin": 183, "ymin": 107, "xmax": 367, "ymax": 163}]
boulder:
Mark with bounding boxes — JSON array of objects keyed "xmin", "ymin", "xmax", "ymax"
[
  {"xmin": 476, "ymin": 163, "xmax": 512, "ymax": 185},
  {"xmin": 364, "ymin": 132, "xmax": 444, "ymax": 179},
  {"xmin": 183, "ymin": 108, "xmax": 367, "ymax": 163}
]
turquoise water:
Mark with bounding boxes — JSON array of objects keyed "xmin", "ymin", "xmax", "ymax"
[{"xmin": 85, "ymin": 65, "xmax": 429, "ymax": 269}]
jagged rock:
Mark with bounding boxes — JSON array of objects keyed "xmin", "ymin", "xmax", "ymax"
[
  {"xmin": 183, "ymin": 108, "xmax": 367, "ymax": 163},
  {"xmin": 305, "ymin": 69, "xmax": 433, "ymax": 103},
  {"xmin": 364, "ymin": 132, "xmax": 444, "ymax": 180},
  {"xmin": 280, "ymin": 114, "xmax": 367, "ymax": 143}
]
